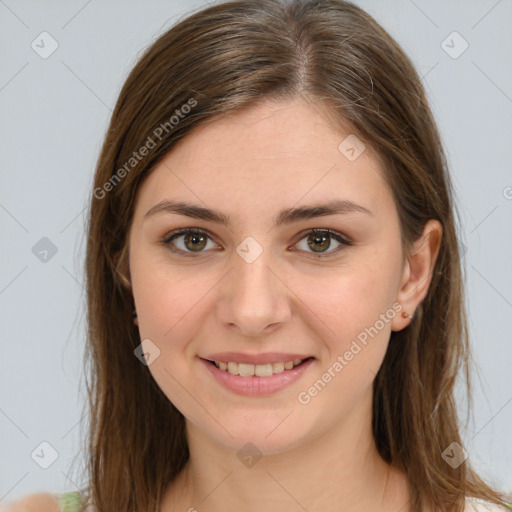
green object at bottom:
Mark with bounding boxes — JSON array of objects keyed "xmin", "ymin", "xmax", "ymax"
[
  {"xmin": 57, "ymin": 491, "xmax": 83, "ymax": 512},
  {"xmin": 54, "ymin": 491, "xmax": 512, "ymax": 511}
]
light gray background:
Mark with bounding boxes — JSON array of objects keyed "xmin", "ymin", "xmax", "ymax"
[{"xmin": 1, "ymin": 0, "xmax": 511, "ymax": 503}]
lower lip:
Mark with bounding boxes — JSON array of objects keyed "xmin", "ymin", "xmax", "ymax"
[{"xmin": 200, "ymin": 357, "xmax": 315, "ymax": 396}]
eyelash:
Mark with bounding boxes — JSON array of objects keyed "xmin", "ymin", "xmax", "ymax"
[{"xmin": 160, "ymin": 227, "xmax": 353, "ymax": 258}]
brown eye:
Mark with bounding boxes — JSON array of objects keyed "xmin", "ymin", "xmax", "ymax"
[
  {"xmin": 183, "ymin": 232, "xmax": 207, "ymax": 252},
  {"xmin": 162, "ymin": 227, "xmax": 351, "ymax": 258},
  {"xmin": 294, "ymin": 229, "xmax": 352, "ymax": 257},
  {"xmin": 307, "ymin": 232, "xmax": 331, "ymax": 253},
  {"xmin": 162, "ymin": 228, "xmax": 218, "ymax": 256}
]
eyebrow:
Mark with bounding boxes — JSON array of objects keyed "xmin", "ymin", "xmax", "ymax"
[{"xmin": 144, "ymin": 198, "xmax": 374, "ymax": 228}]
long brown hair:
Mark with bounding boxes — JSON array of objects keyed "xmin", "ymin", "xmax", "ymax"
[{"xmin": 76, "ymin": 1, "xmax": 510, "ymax": 510}]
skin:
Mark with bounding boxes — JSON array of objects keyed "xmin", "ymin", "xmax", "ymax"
[{"xmin": 127, "ymin": 97, "xmax": 442, "ymax": 512}]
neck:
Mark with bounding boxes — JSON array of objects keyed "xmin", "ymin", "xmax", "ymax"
[{"xmin": 162, "ymin": 388, "xmax": 411, "ymax": 512}]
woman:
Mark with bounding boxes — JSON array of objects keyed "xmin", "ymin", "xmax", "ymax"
[{"xmin": 7, "ymin": 0, "xmax": 511, "ymax": 511}]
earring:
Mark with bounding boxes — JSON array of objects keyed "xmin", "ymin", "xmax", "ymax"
[
  {"xmin": 401, "ymin": 311, "xmax": 413, "ymax": 319},
  {"xmin": 132, "ymin": 308, "xmax": 137, "ymax": 318}
]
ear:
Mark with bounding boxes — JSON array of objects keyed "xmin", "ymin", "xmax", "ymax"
[
  {"xmin": 113, "ymin": 246, "xmax": 139, "ymax": 327},
  {"xmin": 391, "ymin": 219, "xmax": 443, "ymax": 332},
  {"xmin": 113, "ymin": 244, "xmax": 132, "ymax": 290}
]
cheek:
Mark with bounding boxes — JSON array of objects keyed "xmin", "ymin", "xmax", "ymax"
[
  {"xmin": 130, "ymin": 240, "xmax": 204, "ymax": 339},
  {"xmin": 130, "ymin": 258, "xmax": 209, "ymax": 417},
  {"xmin": 294, "ymin": 273, "xmax": 395, "ymax": 415},
  {"xmin": 295, "ymin": 259, "xmax": 397, "ymax": 345},
  {"xmin": 133, "ymin": 271, "xmax": 207, "ymax": 349},
  {"xmin": 294, "ymin": 261, "xmax": 399, "ymax": 406}
]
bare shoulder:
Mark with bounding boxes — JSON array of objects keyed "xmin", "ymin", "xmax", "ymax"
[{"xmin": 1, "ymin": 492, "xmax": 60, "ymax": 512}]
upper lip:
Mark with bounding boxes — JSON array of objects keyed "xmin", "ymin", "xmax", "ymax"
[{"xmin": 202, "ymin": 352, "xmax": 314, "ymax": 365}]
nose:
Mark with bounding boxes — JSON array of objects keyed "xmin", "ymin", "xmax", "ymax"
[{"xmin": 218, "ymin": 247, "xmax": 292, "ymax": 337}]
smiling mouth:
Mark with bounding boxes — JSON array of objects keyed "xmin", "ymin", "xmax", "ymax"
[{"xmin": 204, "ymin": 357, "xmax": 314, "ymax": 377}]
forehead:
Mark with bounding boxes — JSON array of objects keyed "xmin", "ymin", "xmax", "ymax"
[{"xmin": 134, "ymin": 98, "xmax": 394, "ymax": 223}]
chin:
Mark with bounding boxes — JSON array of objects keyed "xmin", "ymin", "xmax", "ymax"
[
  {"xmin": 222, "ymin": 430, "xmax": 305, "ymax": 458},
  {"xmin": 194, "ymin": 410, "xmax": 312, "ymax": 457}
]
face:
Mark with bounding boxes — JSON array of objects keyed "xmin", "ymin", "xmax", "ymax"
[{"xmin": 128, "ymin": 97, "xmax": 409, "ymax": 455}]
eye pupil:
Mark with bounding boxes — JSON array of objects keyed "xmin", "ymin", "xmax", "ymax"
[
  {"xmin": 185, "ymin": 233, "xmax": 207, "ymax": 251},
  {"xmin": 308, "ymin": 233, "xmax": 330, "ymax": 252}
]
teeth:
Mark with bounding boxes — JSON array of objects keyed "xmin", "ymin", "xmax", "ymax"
[
  {"xmin": 272, "ymin": 362, "xmax": 284, "ymax": 373},
  {"xmin": 212, "ymin": 359, "xmax": 305, "ymax": 377},
  {"xmin": 238, "ymin": 363, "xmax": 256, "ymax": 377},
  {"xmin": 255, "ymin": 364, "xmax": 273, "ymax": 377}
]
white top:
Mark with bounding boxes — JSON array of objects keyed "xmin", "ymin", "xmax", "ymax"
[{"xmin": 465, "ymin": 497, "xmax": 511, "ymax": 511}]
